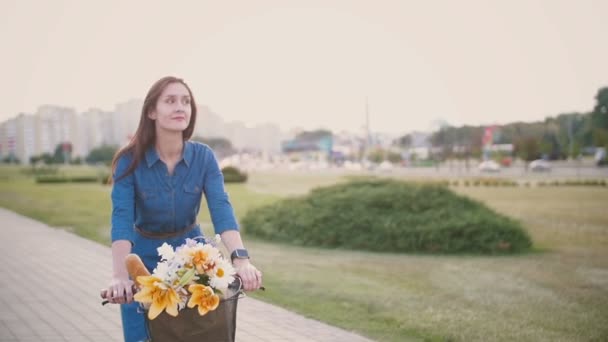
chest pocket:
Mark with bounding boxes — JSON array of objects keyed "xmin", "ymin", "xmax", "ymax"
[{"xmin": 183, "ymin": 183, "xmax": 203, "ymax": 195}]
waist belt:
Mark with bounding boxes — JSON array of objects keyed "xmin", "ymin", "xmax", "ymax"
[{"xmin": 134, "ymin": 222, "xmax": 198, "ymax": 239}]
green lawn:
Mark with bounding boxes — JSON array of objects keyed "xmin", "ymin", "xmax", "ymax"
[{"xmin": 1, "ymin": 166, "xmax": 607, "ymax": 341}]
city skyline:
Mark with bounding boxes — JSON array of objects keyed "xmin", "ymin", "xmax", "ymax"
[{"xmin": 1, "ymin": 1, "xmax": 607, "ymax": 134}]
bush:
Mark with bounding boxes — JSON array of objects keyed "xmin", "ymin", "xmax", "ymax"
[
  {"xmin": 242, "ymin": 179, "xmax": 532, "ymax": 255},
  {"xmin": 100, "ymin": 173, "xmax": 111, "ymax": 185},
  {"xmin": 20, "ymin": 166, "xmax": 59, "ymax": 176},
  {"xmin": 221, "ymin": 166, "xmax": 248, "ymax": 183},
  {"xmin": 36, "ymin": 176, "xmax": 70, "ymax": 184},
  {"xmin": 36, "ymin": 175, "xmax": 100, "ymax": 184},
  {"xmin": 70, "ymin": 176, "xmax": 99, "ymax": 183}
]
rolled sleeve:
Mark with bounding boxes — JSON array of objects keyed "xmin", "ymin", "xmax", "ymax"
[
  {"xmin": 110, "ymin": 154, "xmax": 135, "ymax": 244},
  {"xmin": 202, "ymin": 147, "xmax": 239, "ymax": 234}
]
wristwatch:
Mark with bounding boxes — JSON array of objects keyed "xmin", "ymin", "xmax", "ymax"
[{"xmin": 230, "ymin": 249, "xmax": 250, "ymax": 262}]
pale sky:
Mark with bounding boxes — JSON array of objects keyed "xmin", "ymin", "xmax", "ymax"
[{"xmin": 1, "ymin": 0, "xmax": 606, "ymax": 134}]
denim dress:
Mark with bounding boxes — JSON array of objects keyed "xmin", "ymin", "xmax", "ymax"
[{"xmin": 110, "ymin": 141, "xmax": 239, "ymax": 342}]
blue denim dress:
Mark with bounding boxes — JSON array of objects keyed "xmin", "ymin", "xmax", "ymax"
[{"xmin": 111, "ymin": 141, "xmax": 239, "ymax": 342}]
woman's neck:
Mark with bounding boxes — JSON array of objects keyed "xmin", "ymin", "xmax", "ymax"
[{"xmin": 155, "ymin": 132, "xmax": 184, "ymax": 161}]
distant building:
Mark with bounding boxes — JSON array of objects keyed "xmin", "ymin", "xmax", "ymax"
[
  {"xmin": 196, "ymin": 105, "xmax": 284, "ymax": 154},
  {"xmin": 36, "ymin": 105, "xmax": 79, "ymax": 157},
  {"xmin": 281, "ymin": 133, "xmax": 333, "ymax": 161},
  {"xmin": 79, "ymin": 108, "xmax": 119, "ymax": 156},
  {"xmin": 114, "ymin": 99, "xmax": 143, "ymax": 146}
]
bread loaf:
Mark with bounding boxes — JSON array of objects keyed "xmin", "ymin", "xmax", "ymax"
[{"xmin": 125, "ymin": 253, "xmax": 150, "ymax": 284}]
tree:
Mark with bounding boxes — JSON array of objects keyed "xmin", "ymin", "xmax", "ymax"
[
  {"xmin": 367, "ymin": 149, "xmax": 385, "ymax": 163},
  {"xmin": 515, "ymin": 137, "xmax": 541, "ymax": 161},
  {"xmin": 395, "ymin": 134, "xmax": 412, "ymax": 149},
  {"xmin": 591, "ymin": 87, "xmax": 608, "ymax": 148},
  {"xmin": 593, "ymin": 87, "xmax": 608, "ymax": 118},
  {"xmin": 53, "ymin": 142, "xmax": 73, "ymax": 163},
  {"xmin": 40, "ymin": 153, "xmax": 54, "ymax": 164},
  {"xmin": 387, "ymin": 151, "xmax": 402, "ymax": 164},
  {"xmin": 2, "ymin": 155, "xmax": 20, "ymax": 164},
  {"xmin": 86, "ymin": 145, "xmax": 118, "ymax": 164},
  {"xmin": 30, "ymin": 155, "xmax": 41, "ymax": 165}
]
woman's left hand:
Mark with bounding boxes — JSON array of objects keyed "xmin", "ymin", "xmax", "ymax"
[{"xmin": 233, "ymin": 259, "xmax": 262, "ymax": 291}]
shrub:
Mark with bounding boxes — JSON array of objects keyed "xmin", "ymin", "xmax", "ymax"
[
  {"xmin": 36, "ymin": 175, "xmax": 99, "ymax": 184},
  {"xmin": 243, "ymin": 179, "xmax": 532, "ymax": 255},
  {"xmin": 36, "ymin": 176, "xmax": 70, "ymax": 184},
  {"xmin": 100, "ymin": 173, "xmax": 111, "ymax": 185},
  {"xmin": 20, "ymin": 166, "xmax": 59, "ymax": 176},
  {"xmin": 221, "ymin": 166, "xmax": 248, "ymax": 183},
  {"xmin": 70, "ymin": 176, "xmax": 99, "ymax": 183}
]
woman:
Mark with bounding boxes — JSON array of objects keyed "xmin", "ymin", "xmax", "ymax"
[{"xmin": 104, "ymin": 76, "xmax": 262, "ymax": 342}]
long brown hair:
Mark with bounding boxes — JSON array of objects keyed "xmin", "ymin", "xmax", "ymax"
[{"xmin": 110, "ymin": 76, "xmax": 198, "ymax": 183}]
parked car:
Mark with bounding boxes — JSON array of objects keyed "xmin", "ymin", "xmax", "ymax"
[
  {"xmin": 478, "ymin": 160, "xmax": 500, "ymax": 172},
  {"xmin": 529, "ymin": 159, "xmax": 551, "ymax": 172}
]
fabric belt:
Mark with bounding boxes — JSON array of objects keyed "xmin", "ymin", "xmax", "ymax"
[{"xmin": 134, "ymin": 222, "xmax": 198, "ymax": 239}]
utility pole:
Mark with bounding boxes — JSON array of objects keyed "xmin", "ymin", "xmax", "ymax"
[
  {"xmin": 568, "ymin": 116, "xmax": 574, "ymax": 159},
  {"xmin": 360, "ymin": 97, "xmax": 371, "ymax": 164},
  {"xmin": 366, "ymin": 97, "xmax": 371, "ymax": 149}
]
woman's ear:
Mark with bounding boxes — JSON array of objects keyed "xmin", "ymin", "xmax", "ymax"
[{"xmin": 148, "ymin": 111, "xmax": 157, "ymax": 120}]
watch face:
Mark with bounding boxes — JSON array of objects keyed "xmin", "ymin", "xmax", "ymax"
[{"xmin": 233, "ymin": 249, "xmax": 249, "ymax": 259}]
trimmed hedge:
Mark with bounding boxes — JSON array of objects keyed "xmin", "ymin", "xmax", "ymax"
[
  {"xmin": 221, "ymin": 166, "xmax": 247, "ymax": 183},
  {"xmin": 36, "ymin": 175, "xmax": 101, "ymax": 184},
  {"xmin": 20, "ymin": 167, "xmax": 59, "ymax": 176},
  {"xmin": 242, "ymin": 179, "xmax": 532, "ymax": 255}
]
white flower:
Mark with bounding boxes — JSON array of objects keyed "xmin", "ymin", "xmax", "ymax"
[
  {"xmin": 173, "ymin": 248, "xmax": 191, "ymax": 267},
  {"xmin": 201, "ymin": 244, "xmax": 220, "ymax": 261},
  {"xmin": 153, "ymin": 261, "xmax": 170, "ymax": 280},
  {"xmin": 209, "ymin": 258, "xmax": 236, "ymax": 292},
  {"xmin": 157, "ymin": 243, "xmax": 175, "ymax": 261}
]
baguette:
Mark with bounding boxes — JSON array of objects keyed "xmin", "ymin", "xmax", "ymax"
[{"xmin": 125, "ymin": 253, "xmax": 150, "ymax": 285}]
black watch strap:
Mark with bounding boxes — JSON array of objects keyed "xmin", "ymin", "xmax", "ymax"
[{"xmin": 230, "ymin": 249, "xmax": 250, "ymax": 261}]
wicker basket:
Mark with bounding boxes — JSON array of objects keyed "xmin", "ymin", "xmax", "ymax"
[{"xmin": 144, "ymin": 280, "xmax": 243, "ymax": 342}]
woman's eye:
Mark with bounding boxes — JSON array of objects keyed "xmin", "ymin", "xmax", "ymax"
[
  {"xmin": 183, "ymin": 98, "xmax": 190, "ymax": 105},
  {"xmin": 167, "ymin": 98, "xmax": 175, "ymax": 104}
]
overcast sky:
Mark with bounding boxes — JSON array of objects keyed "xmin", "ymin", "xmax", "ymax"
[{"xmin": 1, "ymin": 0, "xmax": 606, "ymax": 134}]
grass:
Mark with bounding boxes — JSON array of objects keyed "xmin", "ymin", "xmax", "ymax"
[{"xmin": 1, "ymin": 165, "xmax": 607, "ymax": 341}]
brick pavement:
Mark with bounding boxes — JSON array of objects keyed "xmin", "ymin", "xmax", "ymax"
[{"xmin": 0, "ymin": 208, "xmax": 374, "ymax": 342}]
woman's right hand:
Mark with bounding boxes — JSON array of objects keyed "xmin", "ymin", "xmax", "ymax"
[{"xmin": 103, "ymin": 277, "xmax": 135, "ymax": 304}]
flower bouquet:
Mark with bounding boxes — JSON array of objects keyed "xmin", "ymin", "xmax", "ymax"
[{"xmin": 127, "ymin": 236, "xmax": 243, "ymax": 342}]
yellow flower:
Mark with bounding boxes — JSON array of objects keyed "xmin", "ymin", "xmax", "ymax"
[
  {"xmin": 187, "ymin": 284, "xmax": 220, "ymax": 316},
  {"xmin": 134, "ymin": 276, "xmax": 180, "ymax": 320},
  {"xmin": 191, "ymin": 248, "xmax": 218, "ymax": 274}
]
